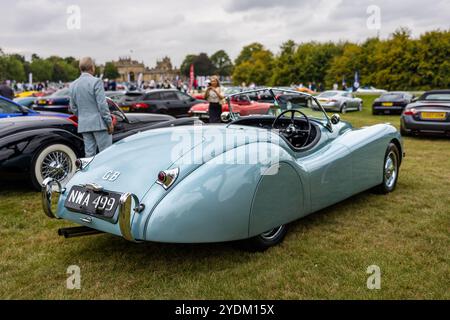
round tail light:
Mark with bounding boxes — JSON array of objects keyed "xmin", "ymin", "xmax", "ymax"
[{"xmin": 158, "ymin": 171, "xmax": 167, "ymax": 183}]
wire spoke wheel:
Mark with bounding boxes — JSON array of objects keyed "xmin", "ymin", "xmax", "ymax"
[{"xmin": 41, "ymin": 151, "xmax": 72, "ymax": 181}]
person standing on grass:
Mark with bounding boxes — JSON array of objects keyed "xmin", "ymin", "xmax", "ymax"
[
  {"xmin": 205, "ymin": 76, "xmax": 224, "ymax": 124},
  {"xmin": 69, "ymin": 57, "xmax": 114, "ymax": 157},
  {"xmin": 0, "ymin": 80, "xmax": 14, "ymax": 100}
]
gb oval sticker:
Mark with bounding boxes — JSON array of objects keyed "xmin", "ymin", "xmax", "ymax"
[{"xmin": 102, "ymin": 171, "xmax": 121, "ymax": 182}]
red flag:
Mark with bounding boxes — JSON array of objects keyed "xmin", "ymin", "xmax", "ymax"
[{"xmin": 189, "ymin": 64, "xmax": 194, "ymax": 91}]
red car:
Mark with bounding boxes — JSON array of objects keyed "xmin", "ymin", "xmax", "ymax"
[{"xmin": 188, "ymin": 96, "xmax": 272, "ymax": 122}]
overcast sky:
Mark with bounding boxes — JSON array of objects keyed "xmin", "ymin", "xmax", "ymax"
[{"xmin": 1, "ymin": 0, "xmax": 449, "ymax": 67}]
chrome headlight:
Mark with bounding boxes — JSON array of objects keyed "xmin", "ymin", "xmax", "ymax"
[{"xmin": 156, "ymin": 168, "xmax": 179, "ymax": 190}]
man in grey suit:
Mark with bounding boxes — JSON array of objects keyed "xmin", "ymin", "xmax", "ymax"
[{"xmin": 69, "ymin": 57, "xmax": 114, "ymax": 157}]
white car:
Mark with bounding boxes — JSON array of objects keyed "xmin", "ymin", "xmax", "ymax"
[{"xmin": 356, "ymin": 86, "xmax": 388, "ymax": 94}]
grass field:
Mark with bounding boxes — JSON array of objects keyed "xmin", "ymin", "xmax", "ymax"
[{"xmin": 0, "ymin": 95, "xmax": 449, "ymax": 299}]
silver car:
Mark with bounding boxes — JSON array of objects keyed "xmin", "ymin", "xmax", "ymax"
[{"xmin": 317, "ymin": 91, "xmax": 363, "ymax": 113}]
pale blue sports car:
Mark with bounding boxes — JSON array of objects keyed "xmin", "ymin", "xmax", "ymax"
[{"xmin": 42, "ymin": 88, "xmax": 404, "ymax": 251}]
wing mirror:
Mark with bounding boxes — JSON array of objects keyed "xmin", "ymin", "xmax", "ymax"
[
  {"xmin": 331, "ymin": 114, "xmax": 340, "ymax": 125},
  {"xmin": 220, "ymin": 112, "xmax": 231, "ymax": 123}
]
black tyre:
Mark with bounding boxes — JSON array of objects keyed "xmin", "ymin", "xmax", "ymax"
[
  {"xmin": 240, "ymin": 225, "xmax": 288, "ymax": 252},
  {"xmin": 372, "ymin": 108, "xmax": 378, "ymax": 115},
  {"xmin": 400, "ymin": 126, "xmax": 411, "ymax": 136},
  {"xmin": 374, "ymin": 143, "xmax": 400, "ymax": 194},
  {"xmin": 340, "ymin": 103, "xmax": 347, "ymax": 114}
]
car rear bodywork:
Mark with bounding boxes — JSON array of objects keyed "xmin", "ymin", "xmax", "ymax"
[
  {"xmin": 373, "ymin": 92, "xmax": 413, "ymax": 115},
  {"xmin": 401, "ymin": 102, "xmax": 450, "ymax": 136}
]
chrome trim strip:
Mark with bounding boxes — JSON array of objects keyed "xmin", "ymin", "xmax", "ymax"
[
  {"xmin": 80, "ymin": 217, "xmax": 93, "ymax": 224},
  {"xmin": 84, "ymin": 183, "xmax": 104, "ymax": 192},
  {"xmin": 41, "ymin": 177, "xmax": 63, "ymax": 219},
  {"xmin": 118, "ymin": 192, "xmax": 144, "ymax": 242}
]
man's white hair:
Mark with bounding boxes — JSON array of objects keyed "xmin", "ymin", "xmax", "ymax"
[{"xmin": 79, "ymin": 57, "xmax": 95, "ymax": 72}]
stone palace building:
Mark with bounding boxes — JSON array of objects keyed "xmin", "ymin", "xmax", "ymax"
[{"xmin": 113, "ymin": 56, "xmax": 180, "ymax": 82}]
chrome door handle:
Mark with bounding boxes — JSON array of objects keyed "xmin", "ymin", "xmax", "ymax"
[{"xmin": 80, "ymin": 217, "xmax": 93, "ymax": 224}]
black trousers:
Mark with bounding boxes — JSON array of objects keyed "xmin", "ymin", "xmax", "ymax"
[{"xmin": 208, "ymin": 102, "xmax": 222, "ymax": 123}]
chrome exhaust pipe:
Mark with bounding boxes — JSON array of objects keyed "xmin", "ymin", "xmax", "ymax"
[{"xmin": 58, "ymin": 226, "xmax": 103, "ymax": 238}]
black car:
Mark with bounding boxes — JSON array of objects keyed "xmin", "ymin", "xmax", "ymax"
[
  {"xmin": 118, "ymin": 89, "xmax": 205, "ymax": 117},
  {"xmin": 400, "ymin": 90, "xmax": 450, "ymax": 136},
  {"xmin": 33, "ymin": 87, "xmax": 71, "ymax": 113},
  {"xmin": 372, "ymin": 92, "xmax": 415, "ymax": 115},
  {"xmin": 0, "ymin": 98, "xmax": 200, "ymax": 190}
]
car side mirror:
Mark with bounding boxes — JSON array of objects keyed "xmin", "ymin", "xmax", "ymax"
[
  {"xmin": 331, "ymin": 114, "xmax": 340, "ymax": 125},
  {"xmin": 411, "ymin": 97, "xmax": 418, "ymax": 102},
  {"xmin": 220, "ymin": 112, "xmax": 231, "ymax": 123}
]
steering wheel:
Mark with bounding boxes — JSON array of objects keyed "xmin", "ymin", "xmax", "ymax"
[{"xmin": 272, "ymin": 109, "xmax": 311, "ymax": 148}]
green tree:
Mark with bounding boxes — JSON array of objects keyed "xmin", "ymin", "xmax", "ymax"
[
  {"xmin": 292, "ymin": 42, "xmax": 343, "ymax": 87},
  {"xmin": 416, "ymin": 30, "xmax": 450, "ymax": 89},
  {"xmin": 192, "ymin": 53, "xmax": 215, "ymax": 76},
  {"xmin": 52, "ymin": 60, "xmax": 78, "ymax": 82},
  {"xmin": 0, "ymin": 55, "xmax": 26, "ymax": 81},
  {"xmin": 271, "ymin": 40, "xmax": 297, "ymax": 86},
  {"xmin": 233, "ymin": 44, "xmax": 274, "ymax": 85},
  {"xmin": 325, "ymin": 43, "xmax": 363, "ymax": 88},
  {"xmin": 234, "ymin": 43, "xmax": 264, "ymax": 66},
  {"xmin": 180, "ymin": 54, "xmax": 197, "ymax": 77},
  {"xmin": 369, "ymin": 28, "xmax": 419, "ymax": 90},
  {"xmin": 30, "ymin": 58, "xmax": 53, "ymax": 82},
  {"xmin": 210, "ymin": 50, "xmax": 233, "ymax": 76},
  {"xmin": 103, "ymin": 62, "xmax": 120, "ymax": 80}
]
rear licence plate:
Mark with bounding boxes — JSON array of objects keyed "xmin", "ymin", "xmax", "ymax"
[
  {"xmin": 64, "ymin": 185, "xmax": 122, "ymax": 219},
  {"xmin": 382, "ymin": 102, "xmax": 393, "ymax": 107},
  {"xmin": 121, "ymin": 106, "xmax": 129, "ymax": 112},
  {"xmin": 421, "ymin": 112, "xmax": 446, "ymax": 120},
  {"xmin": 38, "ymin": 100, "xmax": 47, "ymax": 104}
]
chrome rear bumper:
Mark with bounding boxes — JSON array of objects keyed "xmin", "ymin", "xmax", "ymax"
[
  {"xmin": 119, "ymin": 192, "xmax": 144, "ymax": 241},
  {"xmin": 41, "ymin": 178, "xmax": 63, "ymax": 219},
  {"xmin": 41, "ymin": 179, "xmax": 144, "ymax": 241}
]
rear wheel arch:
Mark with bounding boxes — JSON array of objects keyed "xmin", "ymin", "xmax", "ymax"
[
  {"xmin": 390, "ymin": 138, "xmax": 403, "ymax": 165},
  {"xmin": 248, "ymin": 161, "xmax": 304, "ymax": 238}
]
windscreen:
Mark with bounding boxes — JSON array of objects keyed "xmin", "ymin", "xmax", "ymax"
[
  {"xmin": 380, "ymin": 93, "xmax": 404, "ymax": 100},
  {"xmin": 228, "ymin": 88, "xmax": 329, "ymax": 121},
  {"xmin": 51, "ymin": 88, "xmax": 70, "ymax": 97},
  {"xmin": 420, "ymin": 93, "xmax": 450, "ymax": 101},
  {"xmin": 318, "ymin": 91, "xmax": 339, "ymax": 98},
  {"xmin": 119, "ymin": 92, "xmax": 144, "ymax": 103}
]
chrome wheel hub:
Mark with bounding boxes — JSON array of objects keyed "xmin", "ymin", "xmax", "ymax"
[
  {"xmin": 384, "ymin": 151, "xmax": 397, "ymax": 189},
  {"xmin": 41, "ymin": 151, "xmax": 71, "ymax": 181}
]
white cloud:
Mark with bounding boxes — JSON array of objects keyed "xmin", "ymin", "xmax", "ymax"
[{"xmin": 0, "ymin": 0, "xmax": 448, "ymax": 66}]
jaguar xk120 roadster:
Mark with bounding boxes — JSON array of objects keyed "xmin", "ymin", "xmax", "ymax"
[{"xmin": 42, "ymin": 88, "xmax": 404, "ymax": 251}]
